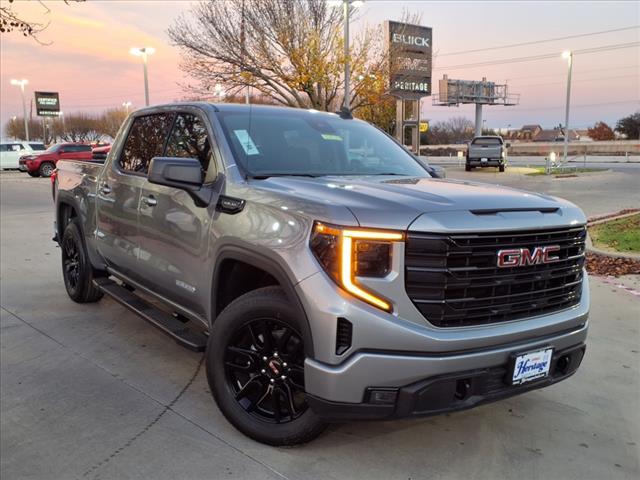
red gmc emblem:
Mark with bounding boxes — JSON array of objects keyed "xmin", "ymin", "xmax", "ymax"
[{"xmin": 497, "ymin": 245, "xmax": 561, "ymax": 268}]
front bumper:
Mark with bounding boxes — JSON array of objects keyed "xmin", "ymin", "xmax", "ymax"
[{"xmin": 307, "ymin": 342, "xmax": 585, "ymax": 420}]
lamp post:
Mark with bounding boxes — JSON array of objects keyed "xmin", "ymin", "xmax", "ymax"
[
  {"xmin": 10, "ymin": 79, "xmax": 29, "ymax": 141},
  {"xmin": 214, "ymin": 84, "xmax": 226, "ymax": 102},
  {"xmin": 329, "ymin": 0, "xmax": 364, "ymax": 110},
  {"xmin": 561, "ymin": 50, "xmax": 573, "ymax": 163},
  {"xmin": 122, "ymin": 101, "xmax": 132, "ymax": 114},
  {"xmin": 130, "ymin": 47, "xmax": 155, "ymax": 106}
]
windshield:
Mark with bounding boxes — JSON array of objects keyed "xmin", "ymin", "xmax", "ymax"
[
  {"xmin": 217, "ymin": 109, "xmax": 428, "ymax": 177},
  {"xmin": 45, "ymin": 144, "xmax": 62, "ymax": 153}
]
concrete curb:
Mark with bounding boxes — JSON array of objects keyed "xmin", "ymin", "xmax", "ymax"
[{"xmin": 586, "ymin": 210, "xmax": 640, "ymax": 260}]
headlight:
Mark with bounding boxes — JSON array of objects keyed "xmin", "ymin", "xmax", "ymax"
[{"xmin": 310, "ymin": 222, "xmax": 403, "ymax": 312}]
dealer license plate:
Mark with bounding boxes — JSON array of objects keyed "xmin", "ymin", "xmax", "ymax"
[{"xmin": 510, "ymin": 348, "xmax": 553, "ymax": 385}]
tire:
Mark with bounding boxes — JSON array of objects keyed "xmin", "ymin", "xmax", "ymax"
[
  {"xmin": 499, "ymin": 165, "xmax": 505, "ymax": 172},
  {"xmin": 27, "ymin": 171, "xmax": 40, "ymax": 177},
  {"xmin": 207, "ymin": 286, "xmax": 327, "ymax": 446},
  {"xmin": 39, "ymin": 162, "xmax": 55, "ymax": 177},
  {"xmin": 465, "ymin": 163, "xmax": 471, "ymax": 172},
  {"xmin": 61, "ymin": 220, "xmax": 104, "ymax": 303}
]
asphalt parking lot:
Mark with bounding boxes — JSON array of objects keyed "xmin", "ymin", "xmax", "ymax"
[{"xmin": 1, "ymin": 169, "xmax": 639, "ymax": 480}]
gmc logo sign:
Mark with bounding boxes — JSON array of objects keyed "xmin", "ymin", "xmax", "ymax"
[{"xmin": 497, "ymin": 246, "xmax": 561, "ymax": 268}]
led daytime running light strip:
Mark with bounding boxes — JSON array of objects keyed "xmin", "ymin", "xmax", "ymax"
[{"xmin": 316, "ymin": 223, "xmax": 403, "ymax": 312}]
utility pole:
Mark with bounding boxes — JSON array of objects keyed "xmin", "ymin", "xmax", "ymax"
[
  {"xmin": 11, "ymin": 79, "xmax": 29, "ymax": 141},
  {"xmin": 343, "ymin": 0, "xmax": 350, "ymax": 109},
  {"xmin": 562, "ymin": 51, "xmax": 573, "ymax": 163}
]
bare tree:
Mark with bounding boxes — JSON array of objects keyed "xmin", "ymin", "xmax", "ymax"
[
  {"xmin": 0, "ymin": 0, "xmax": 85, "ymax": 43},
  {"xmin": 168, "ymin": 0, "xmax": 388, "ymax": 111},
  {"xmin": 96, "ymin": 108, "xmax": 128, "ymax": 140}
]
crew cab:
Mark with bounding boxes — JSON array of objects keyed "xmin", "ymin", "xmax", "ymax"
[
  {"xmin": 20, "ymin": 142, "xmax": 92, "ymax": 177},
  {"xmin": 54, "ymin": 103, "xmax": 589, "ymax": 445},
  {"xmin": 466, "ymin": 135, "xmax": 508, "ymax": 172}
]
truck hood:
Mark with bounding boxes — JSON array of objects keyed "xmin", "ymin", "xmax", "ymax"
[{"xmin": 252, "ymin": 175, "xmax": 586, "ymax": 230}]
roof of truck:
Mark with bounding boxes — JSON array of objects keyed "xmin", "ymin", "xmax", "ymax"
[{"xmin": 134, "ymin": 102, "xmax": 343, "ymax": 118}]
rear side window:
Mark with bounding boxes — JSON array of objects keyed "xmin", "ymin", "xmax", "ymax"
[
  {"xmin": 0, "ymin": 144, "xmax": 8, "ymax": 152},
  {"xmin": 472, "ymin": 137, "xmax": 502, "ymax": 146},
  {"xmin": 29, "ymin": 143, "xmax": 46, "ymax": 151},
  {"xmin": 120, "ymin": 113, "xmax": 174, "ymax": 174},
  {"xmin": 72, "ymin": 144, "xmax": 92, "ymax": 152},
  {"xmin": 165, "ymin": 113, "xmax": 214, "ymax": 173}
]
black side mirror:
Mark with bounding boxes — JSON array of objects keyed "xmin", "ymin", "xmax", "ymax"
[{"xmin": 148, "ymin": 157, "xmax": 214, "ymax": 207}]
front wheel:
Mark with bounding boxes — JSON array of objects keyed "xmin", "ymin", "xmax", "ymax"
[
  {"xmin": 206, "ymin": 286, "xmax": 327, "ymax": 446},
  {"xmin": 61, "ymin": 220, "xmax": 104, "ymax": 303},
  {"xmin": 39, "ymin": 162, "xmax": 55, "ymax": 177}
]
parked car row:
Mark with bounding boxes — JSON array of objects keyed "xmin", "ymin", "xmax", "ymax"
[{"xmin": 1, "ymin": 141, "xmax": 110, "ymax": 177}]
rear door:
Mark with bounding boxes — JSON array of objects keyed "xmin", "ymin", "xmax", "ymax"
[
  {"xmin": 137, "ymin": 110, "xmax": 219, "ymax": 316},
  {"xmin": 95, "ymin": 112, "xmax": 174, "ymax": 282}
]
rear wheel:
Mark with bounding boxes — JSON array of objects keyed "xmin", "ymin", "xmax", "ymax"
[
  {"xmin": 27, "ymin": 171, "xmax": 40, "ymax": 177},
  {"xmin": 39, "ymin": 162, "xmax": 55, "ymax": 177},
  {"xmin": 465, "ymin": 163, "xmax": 472, "ymax": 172},
  {"xmin": 61, "ymin": 220, "xmax": 104, "ymax": 303},
  {"xmin": 207, "ymin": 286, "xmax": 327, "ymax": 446}
]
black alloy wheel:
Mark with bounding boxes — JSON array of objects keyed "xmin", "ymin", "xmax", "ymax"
[
  {"xmin": 60, "ymin": 220, "xmax": 104, "ymax": 303},
  {"xmin": 224, "ymin": 318, "xmax": 307, "ymax": 424},
  {"xmin": 207, "ymin": 286, "xmax": 327, "ymax": 445},
  {"xmin": 62, "ymin": 234, "xmax": 80, "ymax": 292}
]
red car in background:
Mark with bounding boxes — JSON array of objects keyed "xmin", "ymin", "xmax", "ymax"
[{"xmin": 19, "ymin": 142, "xmax": 93, "ymax": 177}]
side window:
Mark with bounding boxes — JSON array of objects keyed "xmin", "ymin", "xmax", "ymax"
[
  {"xmin": 11, "ymin": 144, "xmax": 23, "ymax": 151},
  {"xmin": 120, "ymin": 113, "xmax": 173, "ymax": 174},
  {"xmin": 165, "ymin": 113, "xmax": 214, "ymax": 174},
  {"xmin": 0, "ymin": 145, "xmax": 8, "ymax": 152}
]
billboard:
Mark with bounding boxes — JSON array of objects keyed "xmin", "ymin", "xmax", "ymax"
[
  {"xmin": 387, "ymin": 21, "xmax": 432, "ymax": 98},
  {"xmin": 434, "ymin": 76, "xmax": 519, "ymax": 106},
  {"xmin": 34, "ymin": 91, "xmax": 60, "ymax": 117}
]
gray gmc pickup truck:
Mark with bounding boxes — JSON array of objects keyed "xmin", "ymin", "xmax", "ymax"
[
  {"xmin": 54, "ymin": 103, "xmax": 589, "ymax": 445},
  {"xmin": 466, "ymin": 135, "xmax": 508, "ymax": 172}
]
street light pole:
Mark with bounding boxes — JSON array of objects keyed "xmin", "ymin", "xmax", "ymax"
[
  {"xmin": 562, "ymin": 50, "xmax": 573, "ymax": 163},
  {"xmin": 11, "ymin": 79, "xmax": 29, "ymax": 141},
  {"xmin": 130, "ymin": 47, "xmax": 155, "ymax": 106},
  {"xmin": 343, "ymin": 0, "xmax": 350, "ymax": 110}
]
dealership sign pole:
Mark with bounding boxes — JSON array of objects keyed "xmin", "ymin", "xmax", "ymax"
[{"xmin": 386, "ymin": 21, "xmax": 432, "ymax": 154}]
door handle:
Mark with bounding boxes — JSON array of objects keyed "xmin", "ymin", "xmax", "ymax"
[
  {"xmin": 142, "ymin": 195, "xmax": 157, "ymax": 207},
  {"xmin": 101, "ymin": 184, "xmax": 112, "ymax": 195}
]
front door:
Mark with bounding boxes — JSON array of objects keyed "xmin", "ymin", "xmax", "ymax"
[
  {"xmin": 137, "ymin": 110, "xmax": 220, "ymax": 317},
  {"xmin": 95, "ymin": 112, "xmax": 174, "ymax": 283}
]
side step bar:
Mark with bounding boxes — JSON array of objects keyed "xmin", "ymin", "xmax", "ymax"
[{"xmin": 94, "ymin": 278, "xmax": 208, "ymax": 352}]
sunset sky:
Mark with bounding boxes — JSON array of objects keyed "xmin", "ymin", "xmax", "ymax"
[{"xmin": 1, "ymin": 0, "xmax": 639, "ymax": 134}]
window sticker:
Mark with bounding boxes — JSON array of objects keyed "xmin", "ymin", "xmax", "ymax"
[
  {"xmin": 233, "ymin": 129, "xmax": 260, "ymax": 155},
  {"xmin": 321, "ymin": 133, "xmax": 343, "ymax": 141}
]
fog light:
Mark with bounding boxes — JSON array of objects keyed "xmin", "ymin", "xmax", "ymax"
[{"xmin": 368, "ymin": 388, "xmax": 398, "ymax": 405}]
